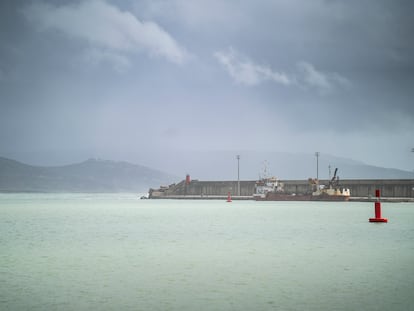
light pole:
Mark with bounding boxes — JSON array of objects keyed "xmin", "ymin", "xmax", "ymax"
[
  {"xmin": 412, "ymin": 148, "xmax": 414, "ymax": 178},
  {"xmin": 315, "ymin": 152, "xmax": 320, "ymax": 180},
  {"xmin": 236, "ymin": 155, "xmax": 240, "ymax": 196}
]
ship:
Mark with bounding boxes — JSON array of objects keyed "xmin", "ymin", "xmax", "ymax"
[{"xmin": 253, "ymin": 168, "xmax": 350, "ymax": 201}]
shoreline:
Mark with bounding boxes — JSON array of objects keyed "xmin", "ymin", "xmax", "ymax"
[{"xmin": 147, "ymin": 195, "xmax": 414, "ymax": 203}]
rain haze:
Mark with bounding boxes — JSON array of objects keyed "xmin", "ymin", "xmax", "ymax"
[{"xmin": 1, "ymin": 0, "xmax": 413, "ymax": 179}]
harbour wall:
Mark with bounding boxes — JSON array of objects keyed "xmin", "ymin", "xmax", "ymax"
[
  {"xmin": 281, "ymin": 179, "xmax": 414, "ymax": 198},
  {"xmin": 150, "ymin": 179, "xmax": 414, "ymax": 198},
  {"xmin": 151, "ymin": 180, "xmax": 255, "ymax": 197}
]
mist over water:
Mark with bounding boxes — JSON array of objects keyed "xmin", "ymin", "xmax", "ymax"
[{"xmin": 1, "ymin": 194, "xmax": 413, "ymax": 310}]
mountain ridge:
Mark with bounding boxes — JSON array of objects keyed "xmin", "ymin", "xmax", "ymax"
[
  {"xmin": 0, "ymin": 154, "xmax": 412, "ymax": 193},
  {"xmin": 0, "ymin": 157, "xmax": 177, "ymax": 193},
  {"xmin": 145, "ymin": 150, "xmax": 413, "ymax": 180}
]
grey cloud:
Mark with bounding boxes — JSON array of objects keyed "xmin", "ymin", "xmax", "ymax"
[
  {"xmin": 214, "ymin": 47, "xmax": 291, "ymax": 86},
  {"xmin": 214, "ymin": 47, "xmax": 350, "ymax": 95},
  {"xmin": 82, "ymin": 48, "xmax": 131, "ymax": 73},
  {"xmin": 22, "ymin": 0, "xmax": 190, "ymax": 65},
  {"xmin": 1, "ymin": 0, "xmax": 413, "ymax": 173},
  {"xmin": 296, "ymin": 61, "xmax": 351, "ymax": 94},
  {"xmin": 135, "ymin": 0, "xmax": 247, "ymax": 32}
]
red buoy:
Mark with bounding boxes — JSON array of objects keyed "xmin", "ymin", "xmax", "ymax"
[
  {"xmin": 369, "ymin": 189, "xmax": 388, "ymax": 223},
  {"xmin": 227, "ymin": 192, "xmax": 232, "ymax": 202}
]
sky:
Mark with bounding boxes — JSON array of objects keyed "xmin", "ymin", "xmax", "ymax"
[{"xmin": 1, "ymin": 0, "xmax": 413, "ymax": 176}]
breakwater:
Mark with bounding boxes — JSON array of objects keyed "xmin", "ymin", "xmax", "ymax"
[{"xmin": 149, "ymin": 179, "xmax": 414, "ymax": 200}]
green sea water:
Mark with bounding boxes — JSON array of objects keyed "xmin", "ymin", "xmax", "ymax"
[{"xmin": 1, "ymin": 193, "xmax": 413, "ymax": 310}]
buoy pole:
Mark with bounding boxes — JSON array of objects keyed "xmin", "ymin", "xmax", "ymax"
[
  {"xmin": 369, "ymin": 189, "xmax": 388, "ymax": 223},
  {"xmin": 227, "ymin": 192, "xmax": 232, "ymax": 202}
]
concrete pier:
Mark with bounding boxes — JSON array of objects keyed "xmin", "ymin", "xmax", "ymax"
[{"xmin": 149, "ymin": 179, "xmax": 414, "ymax": 201}]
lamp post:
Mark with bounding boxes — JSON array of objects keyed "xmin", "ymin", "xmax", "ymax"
[
  {"xmin": 412, "ymin": 148, "xmax": 414, "ymax": 178},
  {"xmin": 315, "ymin": 152, "xmax": 320, "ymax": 180},
  {"xmin": 236, "ymin": 155, "xmax": 240, "ymax": 196},
  {"xmin": 328, "ymin": 164, "xmax": 332, "ymax": 180}
]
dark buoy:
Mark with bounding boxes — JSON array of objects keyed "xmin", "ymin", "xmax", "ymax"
[
  {"xmin": 369, "ymin": 189, "xmax": 388, "ymax": 223},
  {"xmin": 227, "ymin": 192, "xmax": 232, "ymax": 202}
]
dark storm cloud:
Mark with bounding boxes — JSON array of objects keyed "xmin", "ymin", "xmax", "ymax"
[{"xmin": 0, "ymin": 0, "xmax": 413, "ymax": 172}]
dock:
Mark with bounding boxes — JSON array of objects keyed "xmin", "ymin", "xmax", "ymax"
[{"xmin": 149, "ymin": 178, "xmax": 414, "ymax": 202}]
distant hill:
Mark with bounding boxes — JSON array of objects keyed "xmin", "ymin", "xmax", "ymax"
[
  {"xmin": 147, "ymin": 150, "xmax": 414, "ymax": 180},
  {"xmin": 0, "ymin": 157, "xmax": 177, "ymax": 193},
  {"xmin": 1, "ymin": 152, "xmax": 412, "ymax": 193},
  {"xmin": 249, "ymin": 152, "xmax": 414, "ymax": 180}
]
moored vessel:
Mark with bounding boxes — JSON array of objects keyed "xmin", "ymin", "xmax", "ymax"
[{"xmin": 254, "ymin": 168, "xmax": 350, "ymax": 201}]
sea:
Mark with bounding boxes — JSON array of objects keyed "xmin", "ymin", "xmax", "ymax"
[{"xmin": 1, "ymin": 193, "xmax": 413, "ymax": 311}]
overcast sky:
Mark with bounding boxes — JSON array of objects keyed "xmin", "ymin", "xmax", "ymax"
[{"xmin": 1, "ymin": 0, "xmax": 413, "ymax": 174}]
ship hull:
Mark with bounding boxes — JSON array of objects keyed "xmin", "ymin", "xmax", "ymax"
[{"xmin": 255, "ymin": 193, "xmax": 350, "ymax": 201}]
